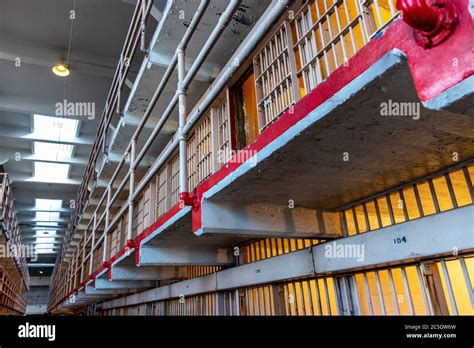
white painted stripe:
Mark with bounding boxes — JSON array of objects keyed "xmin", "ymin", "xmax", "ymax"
[
  {"xmin": 139, "ymin": 205, "xmax": 191, "ymax": 246},
  {"xmin": 423, "ymin": 74, "xmax": 474, "ymax": 110}
]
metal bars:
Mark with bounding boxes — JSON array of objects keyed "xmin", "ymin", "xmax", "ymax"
[
  {"xmin": 0, "ymin": 174, "xmax": 29, "ymax": 290},
  {"xmin": 341, "ymin": 163, "xmax": 474, "ymax": 236},
  {"xmin": 292, "ymin": 0, "xmax": 398, "ymax": 95},
  {"xmin": 242, "ymin": 238, "xmax": 323, "ymax": 264},
  {"xmin": 0, "ymin": 267, "xmax": 27, "ymax": 315},
  {"xmin": 254, "ymin": 22, "xmax": 297, "ymax": 129}
]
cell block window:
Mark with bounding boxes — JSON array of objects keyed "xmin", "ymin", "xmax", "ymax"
[
  {"xmin": 340, "ymin": 163, "xmax": 473, "ymax": 234},
  {"xmin": 350, "ymin": 265, "xmax": 432, "ymax": 315},
  {"xmin": 362, "ymin": 0, "xmax": 399, "ymax": 38},
  {"xmin": 195, "ymin": 113, "xmax": 213, "ymax": 185},
  {"xmin": 283, "ymin": 278, "xmax": 339, "ymax": 316},
  {"xmin": 242, "ymin": 238, "xmax": 323, "ymax": 264},
  {"xmin": 292, "ymin": 0, "xmax": 398, "ymax": 95},
  {"xmin": 436, "ymin": 256, "xmax": 474, "ymax": 315},
  {"xmin": 156, "ymin": 166, "xmax": 168, "ymax": 218},
  {"xmin": 168, "ymin": 154, "xmax": 180, "ymax": 207},
  {"xmin": 432, "ymin": 176, "xmax": 455, "ymax": 211},
  {"xmin": 215, "ymin": 99, "xmax": 231, "ymax": 168},
  {"xmin": 254, "ymin": 22, "xmax": 296, "ymax": 130},
  {"xmin": 186, "ymin": 134, "xmax": 197, "ymax": 191},
  {"xmin": 293, "ymin": 0, "xmax": 369, "ymax": 94},
  {"xmin": 241, "ymin": 286, "xmax": 275, "ymax": 316},
  {"xmin": 449, "ymin": 169, "xmax": 473, "ymax": 207}
]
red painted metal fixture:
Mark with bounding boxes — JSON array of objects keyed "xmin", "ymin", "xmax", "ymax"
[
  {"xmin": 396, "ymin": 0, "xmax": 458, "ymax": 48},
  {"xmin": 179, "ymin": 192, "xmax": 195, "ymax": 207}
]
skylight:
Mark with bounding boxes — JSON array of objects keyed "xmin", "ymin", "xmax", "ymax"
[
  {"xmin": 35, "ymin": 245, "xmax": 56, "ymax": 254},
  {"xmin": 32, "ymin": 162, "xmax": 70, "ymax": 183},
  {"xmin": 33, "ymin": 230, "xmax": 57, "ymax": 237},
  {"xmin": 34, "ymin": 142, "xmax": 73, "ymax": 161},
  {"xmin": 33, "ymin": 114, "xmax": 79, "ymax": 141},
  {"xmin": 36, "ymin": 211, "xmax": 60, "ymax": 221},
  {"xmin": 35, "ymin": 237, "xmax": 56, "ymax": 244},
  {"xmin": 35, "ymin": 199, "xmax": 63, "ymax": 210}
]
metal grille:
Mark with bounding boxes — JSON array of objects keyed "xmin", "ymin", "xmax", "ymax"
[
  {"xmin": 362, "ymin": 0, "xmax": 399, "ymax": 37},
  {"xmin": 156, "ymin": 166, "xmax": 168, "ymax": 218},
  {"xmin": 215, "ymin": 99, "xmax": 231, "ymax": 167},
  {"xmin": 435, "ymin": 255, "xmax": 474, "ymax": 315},
  {"xmin": 155, "ymin": 293, "xmax": 217, "ymax": 316},
  {"xmin": 342, "ymin": 164, "xmax": 474, "ymax": 236},
  {"xmin": 242, "ymin": 238, "xmax": 324, "ymax": 264},
  {"xmin": 281, "ymin": 278, "xmax": 339, "ymax": 316},
  {"xmin": 348, "ymin": 265, "xmax": 432, "ymax": 315},
  {"xmin": 240, "ymin": 285, "xmax": 275, "ymax": 315},
  {"xmin": 254, "ymin": 22, "xmax": 296, "ymax": 130},
  {"xmin": 195, "ymin": 113, "xmax": 213, "ymax": 184},
  {"xmin": 293, "ymin": 0, "xmax": 398, "ymax": 95},
  {"xmin": 186, "ymin": 134, "xmax": 198, "ymax": 191},
  {"xmin": 337, "ymin": 254, "xmax": 474, "ymax": 316},
  {"xmin": 0, "ymin": 267, "xmax": 27, "ymax": 314},
  {"xmin": 168, "ymin": 154, "xmax": 180, "ymax": 207},
  {"xmin": 185, "ymin": 265, "xmax": 222, "ymax": 279}
]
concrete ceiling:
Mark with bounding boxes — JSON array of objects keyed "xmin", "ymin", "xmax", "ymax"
[{"xmin": 0, "ymin": 0, "xmax": 158, "ymax": 267}]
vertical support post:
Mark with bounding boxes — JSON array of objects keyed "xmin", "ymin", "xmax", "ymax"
[
  {"xmin": 416, "ymin": 265, "xmax": 432, "ymax": 315},
  {"xmin": 271, "ymin": 284, "xmax": 286, "ymax": 315},
  {"xmin": 177, "ymin": 47, "xmax": 192, "ymax": 206},
  {"xmin": 284, "ymin": 20, "xmax": 301, "ymax": 102},
  {"xmin": 387, "ymin": 269, "xmax": 400, "ymax": 315},
  {"xmin": 140, "ymin": 0, "xmax": 149, "ymax": 54},
  {"xmin": 215, "ymin": 292, "xmax": 225, "ymax": 315},
  {"xmin": 90, "ymin": 213, "xmax": 97, "ymax": 275},
  {"xmin": 462, "ymin": 167, "xmax": 474, "ymax": 202},
  {"xmin": 374, "ymin": 271, "xmax": 386, "ymax": 315},
  {"xmin": 336, "ymin": 277, "xmax": 352, "ymax": 316},
  {"xmin": 401, "ymin": 267, "xmax": 415, "ymax": 315},
  {"xmin": 127, "ymin": 140, "xmax": 136, "ymax": 244},
  {"xmin": 103, "ymin": 185, "xmax": 111, "ymax": 263},
  {"xmin": 440, "ymin": 260, "xmax": 458, "ymax": 315},
  {"xmin": 459, "ymin": 257, "xmax": 474, "ymax": 309}
]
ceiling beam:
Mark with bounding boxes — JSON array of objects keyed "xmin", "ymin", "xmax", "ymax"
[
  {"xmin": 11, "ymin": 185, "xmax": 77, "ymax": 201},
  {"xmin": 0, "ymin": 149, "xmax": 88, "ymax": 167},
  {"xmin": 0, "ymin": 94, "xmax": 104, "ymax": 120},
  {"xmin": 15, "ymin": 204, "xmax": 72, "ymax": 213},
  {"xmin": 8, "ymin": 173, "xmax": 81, "ymax": 186},
  {"xmin": 0, "ymin": 124, "xmax": 94, "ymax": 146},
  {"xmin": 0, "ymin": 37, "xmax": 118, "ymax": 79}
]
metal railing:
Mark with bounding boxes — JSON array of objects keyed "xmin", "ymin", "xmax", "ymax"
[
  {"xmin": 57, "ymin": 0, "xmax": 154, "ymax": 267},
  {"xmin": 50, "ymin": 0, "xmax": 403, "ymax": 309}
]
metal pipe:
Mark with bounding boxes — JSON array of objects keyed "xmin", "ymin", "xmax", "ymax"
[
  {"xmin": 140, "ymin": 0, "xmax": 150, "ymax": 54},
  {"xmin": 53, "ymin": 0, "xmax": 287, "ymax": 299},
  {"xmin": 127, "ymin": 140, "xmax": 136, "ymax": 243},
  {"xmin": 59, "ymin": 0, "xmax": 152, "ymax": 264},
  {"xmin": 134, "ymin": 0, "xmax": 242, "ymax": 180},
  {"xmin": 132, "ymin": 0, "xmax": 211, "ymax": 168},
  {"xmin": 177, "ymin": 47, "xmax": 192, "ymax": 204}
]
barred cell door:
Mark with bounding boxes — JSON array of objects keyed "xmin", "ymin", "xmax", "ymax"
[{"xmin": 336, "ymin": 254, "xmax": 474, "ymax": 316}]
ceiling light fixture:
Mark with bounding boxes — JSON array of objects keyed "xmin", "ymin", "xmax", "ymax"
[{"xmin": 52, "ymin": 63, "xmax": 70, "ymax": 77}]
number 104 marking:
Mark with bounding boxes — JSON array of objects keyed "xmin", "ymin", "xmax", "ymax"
[{"xmin": 393, "ymin": 236, "xmax": 407, "ymax": 244}]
